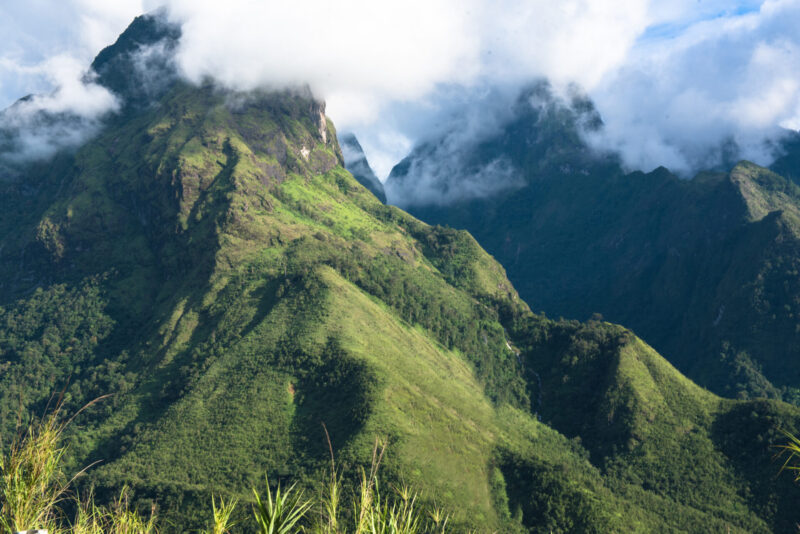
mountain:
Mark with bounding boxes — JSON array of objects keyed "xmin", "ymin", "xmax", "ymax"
[
  {"xmin": 1, "ymin": 15, "xmax": 800, "ymax": 533},
  {"xmin": 387, "ymin": 82, "xmax": 800, "ymax": 403},
  {"xmin": 339, "ymin": 133, "xmax": 386, "ymax": 202},
  {"xmin": 90, "ymin": 9, "xmax": 181, "ymax": 110}
]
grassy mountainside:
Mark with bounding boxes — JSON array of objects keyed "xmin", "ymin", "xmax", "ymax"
[
  {"xmin": 386, "ymin": 83, "xmax": 800, "ymax": 403},
  {"xmin": 0, "ymin": 16, "xmax": 800, "ymax": 533},
  {"xmin": 0, "ymin": 77, "xmax": 528, "ymax": 530},
  {"xmin": 511, "ymin": 315, "xmax": 800, "ymax": 532}
]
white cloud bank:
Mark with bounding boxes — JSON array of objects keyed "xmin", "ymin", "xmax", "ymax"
[
  {"xmin": 2, "ymin": 0, "xmax": 800, "ymax": 178},
  {"xmin": 0, "ymin": 0, "xmax": 149, "ymax": 108},
  {"xmin": 589, "ymin": 0, "xmax": 800, "ymax": 174},
  {"xmin": 0, "ymin": 0, "xmax": 148, "ymax": 161},
  {"xmin": 0, "ymin": 55, "xmax": 119, "ymax": 162},
  {"xmin": 161, "ymin": 0, "xmax": 651, "ymax": 137}
]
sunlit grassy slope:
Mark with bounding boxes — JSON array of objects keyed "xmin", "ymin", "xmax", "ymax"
[{"xmin": 0, "ymin": 17, "xmax": 800, "ymax": 530}]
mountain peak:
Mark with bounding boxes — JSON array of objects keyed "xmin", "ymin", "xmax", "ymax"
[
  {"xmin": 340, "ymin": 133, "xmax": 386, "ymax": 202},
  {"xmin": 385, "ymin": 83, "xmax": 620, "ymax": 207},
  {"xmin": 89, "ymin": 10, "xmax": 181, "ymax": 109}
]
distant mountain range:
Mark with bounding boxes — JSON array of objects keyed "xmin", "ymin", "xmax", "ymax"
[
  {"xmin": 385, "ymin": 82, "xmax": 800, "ymax": 404},
  {"xmin": 1, "ymin": 13, "xmax": 799, "ymax": 533}
]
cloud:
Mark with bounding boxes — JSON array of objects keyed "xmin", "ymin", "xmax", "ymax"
[
  {"xmin": 71, "ymin": 0, "xmax": 152, "ymax": 53},
  {"xmin": 0, "ymin": 0, "xmax": 148, "ymax": 165},
  {"xmin": 383, "ymin": 84, "xmax": 531, "ymax": 207},
  {"xmin": 157, "ymin": 0, "xmax": 796, "ymax": 180},
  {"xmin": 386, "ymin": 149, "xmax": 522, "ymax": 208},
  {"xmin": 0, "ymin": 54, "xmax": 120, "ymax": 164},
  {"xmin": 162, "ymin": 0, "xmax": 479, "ymax": 126},
  {"xmin": 0, "ymin": 1, "xmax": 148, "ymax": 107},
  {"xmin": 2, "ymin": 0, "xmax": 799, "ymax": 184},
  {"xmin": 587, "ymin": 0, "xmax": 800, "ymax": 174},
  {"xmin": 149, "ymin": 0, "xmax": 659, "ymax": 183},
  {"xmin": 158, "ymin": 0, "xmax": 653, "ymax": 133}
]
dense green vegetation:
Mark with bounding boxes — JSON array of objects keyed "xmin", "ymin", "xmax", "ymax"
[
  {"xmin": 0, "ymin": 16, "xmax": 800, "ymax": 532},
  {"xmin": 509, "ymin": 315, "xmax": 800, "ymax": 531},
  {"xmin": 387, "ymin": 82, "xmax": 800, "ymax": 403}
]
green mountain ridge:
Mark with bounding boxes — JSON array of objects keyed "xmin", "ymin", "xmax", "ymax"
[{"xmin": 0, "ymin": 16, "xmax": 799, "ymax": 533}]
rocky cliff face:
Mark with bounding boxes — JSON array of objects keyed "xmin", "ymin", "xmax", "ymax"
[{"xmin": 340, "ymin": 132, "xmax": 386, "ymax": 202}]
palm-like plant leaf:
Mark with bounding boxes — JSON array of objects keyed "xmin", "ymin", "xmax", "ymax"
[
  {"xmin": 253, "ymin": 476, "xmax": 312, "ymax": 534},
  {"xmin": 777, "ymin": 429, "xmax": 800, "ymax": 482},
  {"xmin": 206, "ymin": 495, "xmax": 237, "ymax": 534}
]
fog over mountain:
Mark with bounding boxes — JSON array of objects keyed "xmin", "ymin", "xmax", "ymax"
[{"xmin": 2, "ymin": 1, "xmax": 800, "ymax": 185}]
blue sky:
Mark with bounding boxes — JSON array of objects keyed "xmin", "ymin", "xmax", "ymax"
[{"xmin": 640, "ymin": 4, "xmax": 761, "ymax": 40}]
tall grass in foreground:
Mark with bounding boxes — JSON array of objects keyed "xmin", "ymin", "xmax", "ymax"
[
  {"xmin": 0, "ymin": 410, "xmax": 67, "ymax": 533},
  {"xmin": 324, "ymin": 438, "xmax": 448, "ymax": 533},
  {"xmin": 1, "ymin": 410, "xmax": 451, "ymax": 533},
  {"xmin": 252, "ymin": 437, "xmax": 449, "ymax": 533},
  {"xmin": 0, "ymin": 399, "xmax": 157, "ymax": 534},
  {"xmin": 71, "ymin": 489, "xmax": 157, "ymax": 534}
]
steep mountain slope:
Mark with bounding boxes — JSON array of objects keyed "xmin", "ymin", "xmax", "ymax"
[
  {"xmin": 387, "ymin": 82, "xmax": 800, "ymax": 402},
  {"xmin": 89, "ymin": 9, "xmax": 181, "ymax": 111},
  {"xmin": 0, "ymin": 76, "xmax": 531, "ymax": 530},
  {"xmin": 1, "ymin": 16, "xmax": 800, "ymax": 533}
]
